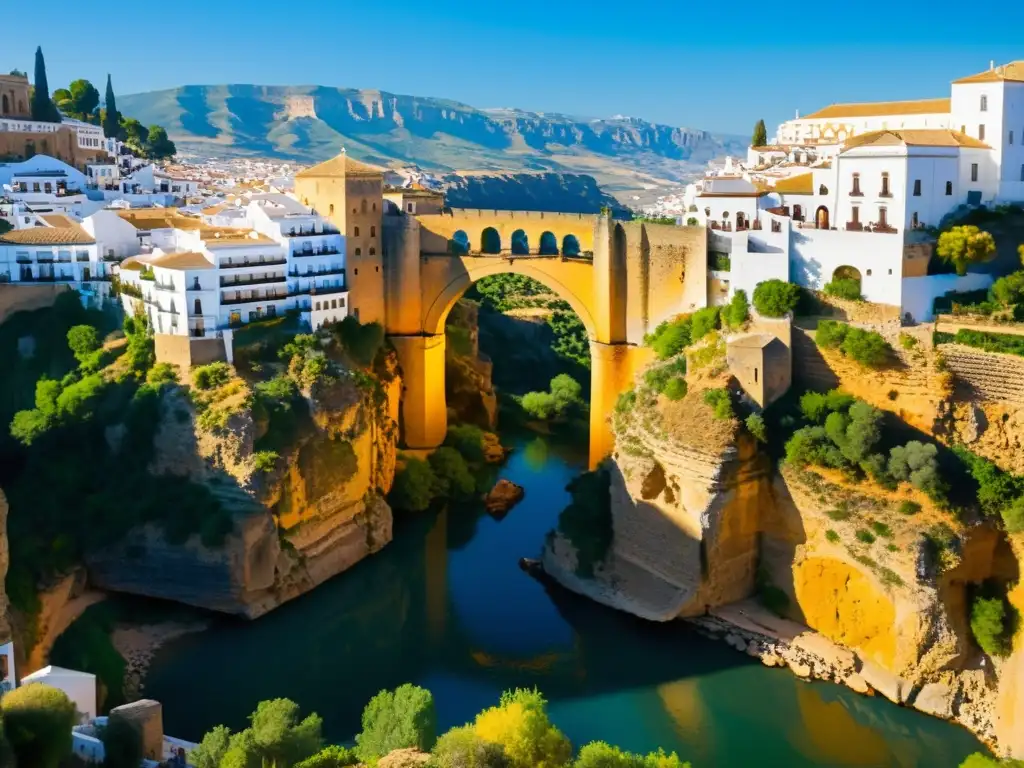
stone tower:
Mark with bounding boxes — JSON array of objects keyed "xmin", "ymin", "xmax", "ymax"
[{"xmin": 294, "ymin": 152, "xmax": 386, "ymax": 324}]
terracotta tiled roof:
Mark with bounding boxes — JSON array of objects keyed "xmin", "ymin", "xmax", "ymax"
[
  {"xmin": 0, "ymin": 224, "xmax": 94, "ymax": 245},
  {"xmin": 151, "ymin": 251, "xmax": 214, "ymax": 269},
  {"xmin": 200, "ymin": 229, "xmax": 275, "ymax": 246},
  {"xmin": 750, "ymin": 145, "xmax": 790, "ymax": 152},
  {"xmin": 295, "ymin": 153, "xmax": 386, "ymax": 178},
  {"xmin": 39, "ymin": 214, "xmax": 79, "ymax": 228},
  {"xmin": 802, "ymin": 98, "xmax": 950, "ymax": 120},
  {"xmin": 842, "ymin": 129, "xmax": 992, "ymax": 151},
  {"xmin": 772, "ymin": 173, "xmax": 814, "ymax": 195},
  {"xmin": 954, "ymin": 61, "xmax": 1024, "ymax": 84},
  {"xmin": 118, "ymin": 256, "xmax": 145, "ymax": 271}
]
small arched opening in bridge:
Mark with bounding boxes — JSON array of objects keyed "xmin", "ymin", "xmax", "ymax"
[
  {"xmin": 511, "ymin": 229, "xmax": 530, "ymax": 255},
  {"xmin": 538, "ymin": 231, "xmax": 559, "ymax": 255},
  {"xmin": 480, "ymin": 227, "xmax": 501, "ymax": 254},
  {"xmin": 561, "ymin": 234, "xmax": 581, "ymax": 257},
  {"xmin": 450, "ymin": 230, "xmax": 471, "ymax": 255}
]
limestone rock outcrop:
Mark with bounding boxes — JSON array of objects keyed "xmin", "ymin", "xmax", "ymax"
[
  {"xmin": 0, "ymin": 490, "xmax": 10, "ymax": 645},
  {"xmin": 87, "ymin": 353, "xmax": 402, "ymax": 619},
  {"xmin": 484, "ymin": 479, "xmax": 524, "ymax": 517}
]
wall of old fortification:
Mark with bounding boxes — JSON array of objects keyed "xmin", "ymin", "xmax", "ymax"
[{"xmin": 0, "ymin": 284, "xmax": 68, "ymax": 324}]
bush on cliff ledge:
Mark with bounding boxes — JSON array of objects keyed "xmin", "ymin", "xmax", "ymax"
[
  {"xmin": 356, "ymin": 684, "xmax": 437, "ymax": 761},
  {"xmin": 1, "ymin": 683, "xmax": 76, "ymax": 768},
  {"xmin": 970, "ymin": 591, "xmax": 1014, "ymax": 658},
  {"xmin": 644, "ymin": 317, "xmax": 692, "ymax": 360},
  {"xmin": 752, "ymin": 279, "xmax": 801, "ymax": 318}
]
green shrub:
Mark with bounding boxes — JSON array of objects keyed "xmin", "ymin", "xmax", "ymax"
[
  {"xmin": 445, "ymin": 424, "xmax": 487, "ymax": 463},
  {"xmin": 188, "ymin": 724, "xmax": 232, "ymax": 768},
  {"xmin": 970, "ymin": 594, "xmax": 1012, "ymax": 658},
  {"xmin": 663, "ymin": 377, "xmax": 688, "ymax": 401},
  {"xmin": 643, "ymin": 358, "xmax": 687, "ymax": 394},
  {"xmin": 334, "ymin": 316, "xmax": 385, "ymax": 367},
  {"xmin": 1, "ymin": 683, "xmax": 77, "ymax": 768},
  {"xmin": 702, "ymin": 388, "xmax": 733, "ymax": 420},
  {"xmin": 798, "ymin": 388, "xmax": 854, "ymax": 422},
  {"xmin": 193, "ymin": 362, "xmax": 231, "ymax": 390},
  {"xmin": 1004, "ymin": 496, "xmax": 1024, "ymax": 533},
  {"xmin": 102, "ymin": 715, "xmax": 144, "ymax": 768},
  {"xmin": 428, "ymin": 447, "xmax": 476, "ymax": 500},
  {"xmin": 432, "ymin": 726, "xmax": 509, "ymax": 768},
  {"xmin": 472, "ymin": 689, "xmax": 572, "ymax": 768},
  {"xmin": 521, "ymin": 391, "xmax": 558, "ymax": 420},
  {"xmin": 745, "ymin": 413, "xmax": 767, "ymax": 442},
  {"xmin": 254, "ymin": 450, "xmax": 279, "ymax": 473},
  {"xmin": 146, "ymin": 362, "xmax": 178, "ymax": 385},
  {"xmin": 825, "ymin": 529, "xmax": 840, "ymax": 543},
  {"xmin": 889, "ymin": 441, "xmax": 945, "ymax": 500},
  {"xmin": 870, "ymin": 521, "xmax": 893, "ymax": 538},
  {"xmin": 936, "ymin": 225, "xmax": 996, "ymax": 276},
  {"xmin": 959, "ymin": 753, "xmax": 1024, "ymax": 768},
  {"xmin": 391, "ymin": 458, "xmax": 439, "ymax": 512},
  {"xmin": 823, "ymin": 278, "xmax": 862, "ymax": 301},
  {"xmin": 521, "ymin": 375, "xmax": 584, "ymax": 421},
  {"xmin": 898, "ymin": 500, "xmax": 922, "ymax": 516},
  {"xmin": 899, "ymin": 333, "xmax": 918, "ymax": 350},
  {"xmin": 690, "ymin": 306, "xmax": 721, "ymax": 341},
  {"xmin": 614, "ymin": 389, "xmax": 636, "ymax": 415},
  {"xmin": 295, "ymin": 745, "xmax": 362, "ymax": 767},
  {"xmin": 752, "ymin": 279, "xmax": 801, "ymax": 317},
  {"xmin": 645, "ymin": 317, "xmax": 693, "ymax": 359},
  {"xmin": 356, "ymin": 684, "xmax": 437, "ymax": 761},
  {"xmin": 826, "ymin": 507, "xmax": 852, "ymax": 522},
  {"xmin": 724, "ymin": 289, "xmax": 750, "ymax": 327},
  {"xmin": 814, "ymin": 320, "xmax": 848, "ymax": 349},
  {"xmin": 840, "ymin": 327, "xmax": 892, "ymax": 368},
  {"xmin": 990, "ymin": 271, "xmax": 1024, "ymax": 307},
  {"xmin": 945, "ymin": 328, "xmax": 1024, "ymax": 358},
  {"xmin": 855, "ymin": 529, "xmax": 876, "ymax": 544},
  {"xmin": 66, "ymin": 324, "xmax": 101, "ymax": 362},
  {"xmin": 879, "ymin": 567, "xmax": 904, "ymax": 587},
  {"xmin": 574, "ymin": 741, "xmax": 690, "ymax": 768}
]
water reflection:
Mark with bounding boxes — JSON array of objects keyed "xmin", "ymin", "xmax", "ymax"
[{"xmin": 145, "ymin": 432, "xmax": 984, "ymax": 767}]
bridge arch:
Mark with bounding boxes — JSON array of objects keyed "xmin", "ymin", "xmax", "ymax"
[
  {"xmin": 510, "ymin": 229, "xmax": 530, "ymax": 255},
  {"xmin": 539, "ymin": 231, "xmax": 559, "ymax": 255},
  {"xmin": 562, "ymin": 234, "xmax": 581, "ymax": 257},
  {"xmin": 480, "ymin": 227, "xmax": 502, "ymax": 254},
  {"xmin": 450, "ymin": 230, "xmax": 470, "ymax": 255}
]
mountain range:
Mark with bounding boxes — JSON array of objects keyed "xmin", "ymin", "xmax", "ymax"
[{"xmin": 119, "ymin": 85, "xmax": 747, "ymax": 203}]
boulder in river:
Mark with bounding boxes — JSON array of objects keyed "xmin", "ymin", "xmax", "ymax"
[{"xmin": 484, "ymin": 479, "xmax": 525, "ymax": 518}]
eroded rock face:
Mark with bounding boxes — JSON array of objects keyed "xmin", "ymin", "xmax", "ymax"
[
  {"xmin": 484, "ymin": 479, "xmax": 524, "ymax": 518},
  {"xmin": 87, "ymin": 355, "xmax": 403, "ymax": 619},
  {"xmin": 0, "ymin": 490, "xmax": 11, "ymax": 644}
]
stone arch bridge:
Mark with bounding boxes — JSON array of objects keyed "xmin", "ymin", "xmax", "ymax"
[{"xmin": 381, "ymin": 209, "xmax": 708, "ymax": 467}]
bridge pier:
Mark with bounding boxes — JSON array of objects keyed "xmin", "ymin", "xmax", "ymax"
[
  {"xmin": 588, "ymin": 340, "xmax": 652, "ymax": 469},
  {"xmin": 390, "ymin": 333, "xmax": 448, "ymax": 450}
]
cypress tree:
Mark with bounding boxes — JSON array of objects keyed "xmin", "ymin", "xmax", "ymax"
[
  {"xmin": 752, "ymin": 119, "xmax": 768, "ymax": 148},
  {"xmin": 103, "ymin": 74, "xmax": 121, "ymax": 138},
  {"xmin": 31, "ymin": 46, "xmax": 60, "ymax": 122}
]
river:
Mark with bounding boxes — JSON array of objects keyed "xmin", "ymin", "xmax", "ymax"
[{"xmin": 145, "ymin": 430, "xmax": 985, "ymax": 767}]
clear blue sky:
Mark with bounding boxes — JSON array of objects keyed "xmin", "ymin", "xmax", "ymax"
[{"xmin": 14, "ymin": 1, "xmax": 1024, "ymax": 135}]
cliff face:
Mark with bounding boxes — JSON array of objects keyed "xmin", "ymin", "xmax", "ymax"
[
  {"xmin": 87, "ymin": 353, "xmax": 402, "ymax": 619},
  {"xmin": 0, "ymin": 490, "xmax": 10, "ymax": 645},
  {"xmin": 445, "ymin": 301, "xmax": 497, "ymax": 429}
]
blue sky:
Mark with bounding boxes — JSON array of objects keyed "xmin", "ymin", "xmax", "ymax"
[{"xmin": 15, "ymin": 1, "xmax": 1024, "ymax": 135}]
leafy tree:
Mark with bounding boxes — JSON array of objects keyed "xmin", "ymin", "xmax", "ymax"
[
  {"xmin": 103, "ymin": 74, "xmax": 122, "ymax": 138},
  {"xmin": 121, "ymin": 118, "xmax": 149, "ymax": 154},
  {"xmin": 334, "ymin": 317, "xmax": 385, "ymax": 366},
  {"xmin": 188, "ymin": 724, "xmax": 232, "ymax": 768},
  {"xmin": 970, "ymin": 594, "xmax": 1012, "ymax": 658},
  {"xmin": 356, "ymin": 684, "xmax": 437, "ymax": 761},
  {"xmin": 473, "ymin": 689, "xmax": 572, "ymax": 768},
  {"xmin": 888, "ymin": 441, "xmax": 944, "ymax": 499},
  {"xmin": 752, "ymin": 280, "xmax": 801, "ymax": 317},
  {"xmin": 574, "ymin": 742, "xmax": 690, "ymax": 768},
  {"xmin": 428, "ymin": 447, "xmax": 475, "ymax": 500},
  {"xmin": 644, "ymin": 317, "xmax": 692, "ymax": 360},
  {"xmin": 745, "ymin": 413, "xmax": 767, "ymax": 442},
  {"xmin": 936, "ymin": 225, "xmax": 997, "ymax": 276},
  {"xmin": 433, "ymin": 725, "xmax": 509, "ymax": 768},
  {"xmin": 66, "ymin": 324, "xmax": 100, "ymax": 362},
  {"xmin": 521, "ymin": 391, "xmax": 558, "ymax": 420},
  {"xmin": 193, "ymin": 362, "xmax": 232, "ymax": 389},
  {"xmin": 54, "ymin": 79, "xmax": 100, "ymax": 122},
  {"xmin": 245, "ymin": 698, "xmax": 322, "ymax": 767},
  {"xmin": 390, "ymin": 457, "xmax": 438, "ymax": 512},
  {"xmin": 1004, "ymin": 496, "xmax": 1024, "ymax": 533},
  {"xmin": 31, "ymin": 47, "xmax": 60, "ymax": 122},
  {"xmin": 550, "ymin": 374, "xmax": 582, "ymax": 412},
  {"xmin": 445, "ymin": 424, "xmax": 487, "ymax": 463},
  {"xmin": 724, "ymin": 289, "xmax": 750, "ymax": 327},
  {"xmin": 295, "ymin": 745, "xmax": 362, "ymax": 767},
  {"xmin": 799, "ymin": 389, "xmax": 855, "ymax": 423},
  {"xmin": 101, "ymin": 715, "xmax": 143, "ymax": 768},
  {"xmin": 751, "ymin": 119, "xmax": 768, "ymax": 147},
  {"xmin": 146, "ymin": 125, "xmax": 177, "ymax": 159},
  {"xmin": 1, "ymin": 683, "xmax": 77, "ymax": 768}
]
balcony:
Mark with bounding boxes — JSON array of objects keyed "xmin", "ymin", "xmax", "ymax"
[
  {"xmin": 221, "ymin": 291, "xmax": 291, "ymax": 306},
  {"xmin": 289, "ymin": 266, "xmax": 346, "ymax": 278},
  {"xmin": 36, "ymin": 256, "xmax": 54, "ymax": 264},
  {"xmin": 845, "ymin": 221, "xmax": 864, "ymax": 232},
  {"xmin": 220, "ymin": 274, "xmax": 287, "ymax": 288},
  {"xmin": 218, "ymin": 257, "xmax": 288, "ymax": 270},
  {"xmin": 848, "ymin": 189, "xmax": 863, "ymax": 197},
  {"xmin": 310, "ymin": 283, "xmax": 347, "ymax": 296},
  {"xmin": 284, "ymin": 227, "xmax": 340, "ymax": 237},
  {"xmin": 292, "ymin": 247, "xmax": 341, "ymax": 257},
  {"xmin": 22, "ymin": 274, "xmax": 76, "ymax": 283}
]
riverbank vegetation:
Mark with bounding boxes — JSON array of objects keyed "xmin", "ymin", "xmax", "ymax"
[
  {"xmin": 389, "ymin": 425, "xmax": 498, "ymax": 513},
  {"xmin": 188, "ymin": 685, "xmax": 690, "ymax": 768}
]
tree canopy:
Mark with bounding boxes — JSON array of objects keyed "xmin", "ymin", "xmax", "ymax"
[
  {"xmin": 103, "ymin": 74, "xmax": 122, "ymax": 138},
  {"xmin": 146, "ymin": 125, "xmax": 177, "ymax": 159},
  {"xmin": 53, "ymin": 79, "xmax": 100, "ymax": 122},
  {"xmin": 1, "ymin": 683, "xmax": 77, "ymax": 768},
  {"xmin": 751, "ymin": 119, "xmax": 768, "ymax": 147},
  {"xmin": 31, "ymin": 47, "xmax": 60, "ymax": 122},
  {"xmin": 936, "ymin": 225, "xmax": 997, "ymax": 276}
]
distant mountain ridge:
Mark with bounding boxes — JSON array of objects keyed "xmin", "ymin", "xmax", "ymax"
[{"xmin": 119, "ymin": 85, "xmax": 746, "ymax": 202}]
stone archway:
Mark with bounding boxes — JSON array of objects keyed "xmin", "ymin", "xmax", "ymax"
[
  {"xmin": 539, "ymin": 231, "xmax": 559, "ymax": 255},
  {"xmin": 480, "ymin": 227, "xmax": 501, "ymax": 254},
  {"xmin": 510, "ymin": 229, "xmax": 530, "ymax": 255}
]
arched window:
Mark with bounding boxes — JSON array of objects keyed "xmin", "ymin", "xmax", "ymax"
[
  {"xmin": 510, "ymin": 229, "xmax": 529, "ymax": 255},
  {"xmin": 722, "ymin": 211, "xmax": 730, "ymax": 218},
  {"xmin": 851, "ymin": 173, "xmax": 861, "ymax": 195},
  {"xmin": 1, "ymin": 95, "xmax": 8, "ymax": 114},
  {"xmin": 480, "ymin": 227, "xmax": 501, "ymax": 254},
  {"xmin": 945, "ymin": 181, "xmax": 953, "ymax": 196},
  {"xmin": 451, "ymin": 230, "xmax": 470, "ymax": 254},
  {"xmin": 793, "ymin": 204, "xmax": 803, "ymax": 221},
  {"xmin": 355, "ymin": 248, "xmax": 362, "ymax": 256},
  {"xmin": 354, "ymin": 226, "xmax": 360, "ymax": 236},
  {"xmin": 881, "ymin": 172, "xmax": 891, "ymax": 196},
  {"xmin": 561, "ymin": 234, "xmax": 581, "ymax": 257},
  {"xmin": 329, "ymin": 204, "xmax": 334, "ymax": 215},
  {"xmin": 538, "ymin": 231, "xmax": 558, "ymax": 255},
  {"xmin": 704, "ymin": 207, "xmax": 711, "ymax": 216},
  {"xmin": 369, "ymin": 247, "xmax": 376, "ymax": 256}
]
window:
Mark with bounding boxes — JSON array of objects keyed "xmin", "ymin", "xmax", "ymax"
[
  {"xmin": 194, "ymin": 299, "xmax": 202, "ymax": 315},
  {"xmin": 851, "ymin": 205, "xmax": 860, "ymax": 223},
  {"xmin": 1011, "ymin": 131, "xmax": 1015, "ymax": 145},
  {"xmin": 407, "ymin": 203, "xmax": 413, "ymax": 212},
  {"xmin": 972, "ymin": 163, "xmax": 979, "ymax": 182},
  {"xmin": 851, "ymin": 173, "xmax": 861, "ymax": 195},
  {"xmin": 369, "ymin": 248, "xmax": 376, "ymax": 256},
  {"xmin": 913, "ymin": 179, "xmax": 921, "ymax": 196},
  {"xmin": 193, "ymin": 277, "xmax": 200, "ymax": 290},
  {"xmin": 912, "ymin": 212, "xmax": 919, "ymax": 228},
  {"xmin": 370, "ymin": 226, "xmax": 376, "ymax": 237},
  {"xmin": 866, "ymin": 269, "xmax": 873, "ymax": 276},
  {"xmin": 329, "ymin": 204, "xmax": 334, "ymax": 215},
  {"xmin": 354, "ymin": 226, "xmax": 360, "ymax": 236},
  {"xmin": 818, "ymin": 184, "xmax": 828, "ymax": 195},
  {"xmin": 316, "ymin": 302, "xmax": 321, "ymax": 310},
  {"xmin": 945, "ymin": 181, "xmax": 953, "ymax": 195},
  {"xmin": 355, "ymin": 248, "xmax": 361, "ymax": 256},
  {"xmin": 878, "ymin": 207, "xmax": 888, "ymax": 227},
  {"xmin": 961, "ymin": 124, "xmax": 966, "ymax": 134},
  {"xmin": 331, "ymin": 299, "xmax": 338, "ymax": 309},
  {"xmin": 754, "ymin": 368, "xmax": 758, "ymax": 384},
  {"xmin": 981, "ymin": 95, "xmax": 988, "ymax": 111},
  {"xmin": 979, "ymin": 124, "xmax": 986, "ymax": 141},
  {"xmin": 881, "ymin": 172, "xmax": 890, "ymax": 196},
  {"xmin": 372, "ymin": 203, "xmax": 377, "ymax": 212},
  {"xmin": 354, "ymin": 268, "xmax": 358, "ymax": 275}
]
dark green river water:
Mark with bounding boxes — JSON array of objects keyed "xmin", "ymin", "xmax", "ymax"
[{"xmin": 144, "ymin": 431, "xmax": 985, "ymax": 767}]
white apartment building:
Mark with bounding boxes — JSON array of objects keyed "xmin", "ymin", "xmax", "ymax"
[
  {"xmin": 118, "ymin": 165, "xmax": 200, "ymax": 198},
  {"xmin": 0, "ymin": 213, "xmax": 115, "ymax": 304},
  {"xmin": 116, "ymin": 202, "xmax": 348, "ymax": 342}
]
